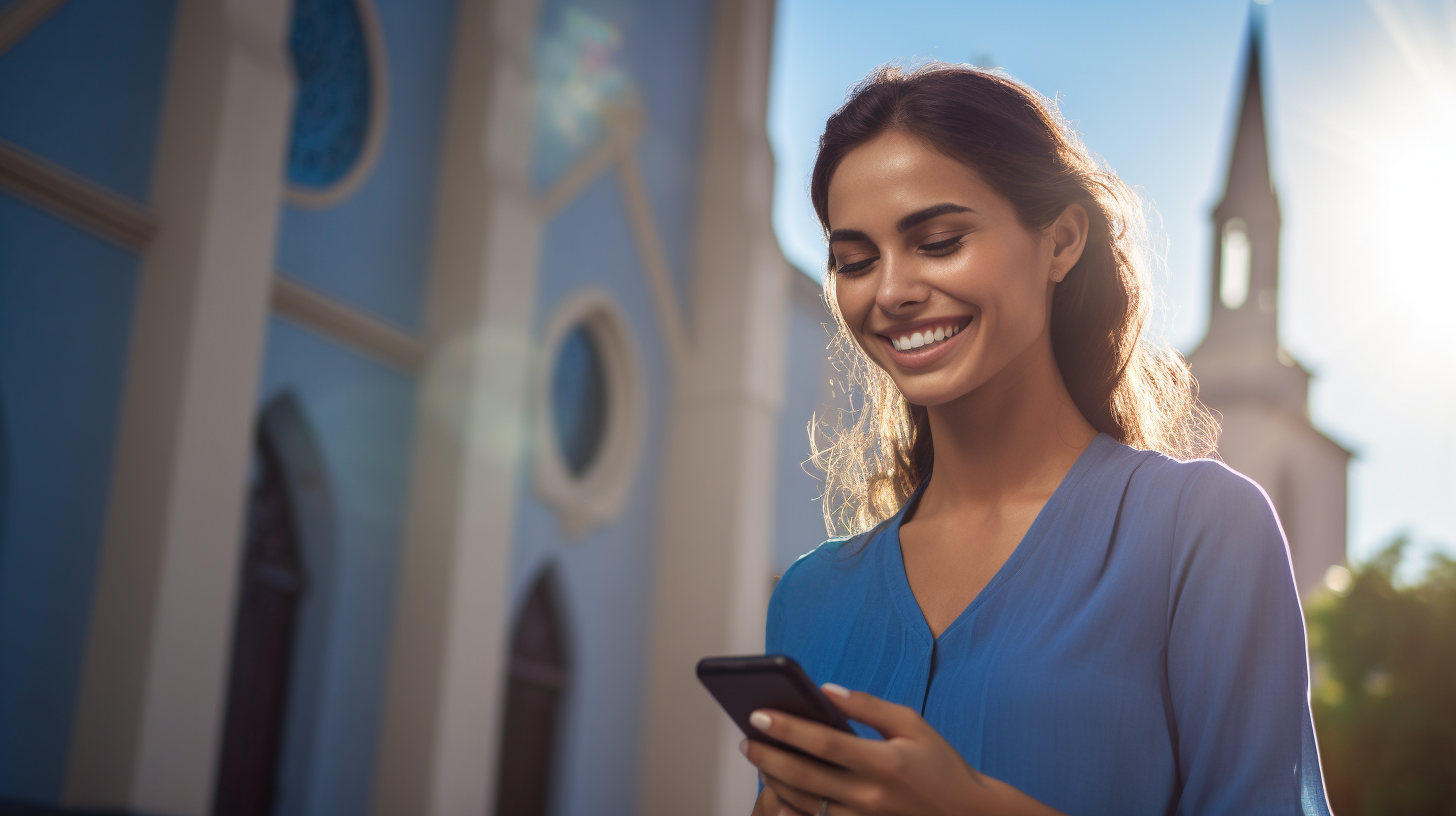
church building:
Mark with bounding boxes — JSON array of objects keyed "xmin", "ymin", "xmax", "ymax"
[{"xmin": 0, "ymin": 0, "xmax": 826, "ymax": 813}]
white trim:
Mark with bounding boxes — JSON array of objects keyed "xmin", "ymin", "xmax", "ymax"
[
  {"xmin": 638, "ymin": 0, "xmax": 790, "ymax": 812},
  {"xmin": 271, "ymin": 273, "xmax": 425, "ymax": 372},
  {"xmin": 617, "ymin": 145, "xmax": 689, "ymax": 372},
  {"xmin": 64, "ymin": 0, "xmax": 296, "ymax": 811},
  {"xmin": 285, "ymin": 0, "xmax": 389, "ymax": 208},
  {"xmin": 0, "ymin": 137, "xmax": 157, "ymax": 251},
  {"xmin": 532, "ymin": 289, "xmax": 645, "ymax": 537},
  {"xmin": 534, "ymin": 96, "xmax": 690, "ymax": 373},
  {"xmin": 370, "ymin": 0, "xmax": 542, "ymax": 812}
]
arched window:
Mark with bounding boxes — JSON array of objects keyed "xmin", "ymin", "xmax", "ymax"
[
  {"xmin": 214, "ymin": 393, "xmax": 333, "ymax": 816},
  {"xmin": 494, "ymin": 564, "xmax": 571, "ymax": 816},
  {"xmin": 1220, "ymin": 217, "xmax": 1252, "ymax": 310}
]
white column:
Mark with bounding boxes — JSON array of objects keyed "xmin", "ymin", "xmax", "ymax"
[
  {"xmin": 64, "ymin": 1, "xmax": 294, "ymax": 813},
  {"xmin": 370, "ymin": 0, "xmax": 543, "ymax": 813},
  {"xmin": 638, "ymin": 0, "xmax": 791, "ymax": 813}
]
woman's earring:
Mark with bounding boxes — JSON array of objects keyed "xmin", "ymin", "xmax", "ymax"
[{"xmin": 1051, "ymin": 269, "xmax": 1063, "ymax": 282}]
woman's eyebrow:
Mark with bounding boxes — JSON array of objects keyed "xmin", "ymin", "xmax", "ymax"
[
  {"xmin": 828, "ymin": 203, "xmax": 973, "ymax": 244},
  {"xmin": 828, "ymin": 228, "xmax": 872, "ymax": 244},
  {"xmin": 896, "ymin": 202, "xmax": 974, "ymax": 233}
]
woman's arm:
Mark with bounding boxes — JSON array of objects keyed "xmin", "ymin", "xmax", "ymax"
[{"xmin": 1165, "ymin": 464, "xmax": 1332, "ymax": 815}]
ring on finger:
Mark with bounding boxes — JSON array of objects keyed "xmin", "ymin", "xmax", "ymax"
[{"xmin": 816, "ymin": 798, "xmax": 829, "ymax": 816}]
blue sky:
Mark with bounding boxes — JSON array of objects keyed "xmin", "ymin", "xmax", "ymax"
[{"xmin": 767, "ymin": 0, "xmax": 1456, "ymax": 568}]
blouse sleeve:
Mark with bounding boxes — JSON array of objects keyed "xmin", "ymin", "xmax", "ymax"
[{"xmin": 1166, "ymin": 463, "xmax": 1332, "ymax": 815}]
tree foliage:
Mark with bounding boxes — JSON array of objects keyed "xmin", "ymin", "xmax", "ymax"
[{"xmin": 1306, "ymin": 538, "xmax": 1456, "ymax": 815}]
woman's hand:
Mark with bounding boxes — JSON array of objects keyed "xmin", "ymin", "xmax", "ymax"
[{"xmin": 741, "ymin": 684, "xmax": 1064, "ymax": 816}]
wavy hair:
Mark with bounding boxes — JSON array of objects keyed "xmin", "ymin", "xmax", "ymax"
[{"xmin": 808, "ymin": 63, "xmax": 1218, "ymax": 537}]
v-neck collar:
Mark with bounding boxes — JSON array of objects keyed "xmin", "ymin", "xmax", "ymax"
[{"xmin": 878, "ymin": 433, "xmax": 1115, "ymax": 646}]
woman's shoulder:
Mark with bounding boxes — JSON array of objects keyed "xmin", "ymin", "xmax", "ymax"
[
  {"xmin": 772, "ymin": 519, "xmax": 892, "ymax": 607},
  {"xmin": 1115, "ymin": 443, "xmax": 1273, "ymax": 520},
  {"xmin": 1114, "ymin": 446, "xmax": 1292, "ymax": 585}
]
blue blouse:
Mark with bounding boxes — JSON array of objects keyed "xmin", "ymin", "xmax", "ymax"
[{"xmin": 766, "ymin": 434, "xmax": 1331, "ymax": 815}]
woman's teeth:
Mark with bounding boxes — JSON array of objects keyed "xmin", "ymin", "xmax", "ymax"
[{"xmin": 890, "ymin": 323, "xmax": 960, "ymax": 352}]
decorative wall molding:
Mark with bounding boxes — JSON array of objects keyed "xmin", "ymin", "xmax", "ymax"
[
  {"xmin": 271, "ymin": 274, "xmax": 425, "ymax": 373},
  {"xmin": 0, "ymin": 0, "xmax": 70, "ymax": 57},
  {"xmin": 535, "ymin": 98, "xmax": 689, "ymax": 372},
  {"xmin": 64, "ymin": 1, "xmax": 296, "ymax": 811},
  {"xmin": 0, "ymin": 138, "xmax": 157, "ymax": 251}
]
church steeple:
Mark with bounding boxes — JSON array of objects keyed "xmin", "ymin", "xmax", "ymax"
[
  {"xmin": 1190, "ymin": 13, "xmax": 1310, "ymax": 416},
  {"xmin": 1221, "ymin": 21, "xmax": 1276, "ymax": 209}
]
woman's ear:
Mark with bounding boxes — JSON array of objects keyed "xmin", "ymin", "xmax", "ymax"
[{"xmin": 1048, "ymin": 203, "xmax": 1089, "ymax": 282}]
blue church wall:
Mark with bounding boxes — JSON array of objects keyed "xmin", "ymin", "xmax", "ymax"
[
  {"xmin": 0, "ymin": 2, "xmax": 176, "ymax": 802},
  {"xmin": 274, "ymin": 0, "xmax": 458, "ymax": 333},
  {"xmin": 0, "ymin": 0, "xmax": 177, "ymax": 201},
  {"xmin": 771, "ymin": 275, "xmax": 836, "ymax": 577},
  {"xmin": 512, "ymin": 168, "xmax": 671, "ymax": 816},
  {"xmin": 0, "ymin": 200, "xmax": 140, "ymax": 803},
  {"xmin": 531, "ymin": 0, "xmax": 715, "ymax": 325},
  {"xmin": 253, "ymin": 317, "xmax": 417, "ymax": 816},
  {"xmin": 513, "ymin": 0, "xmax": 717, "ymax": 809}
]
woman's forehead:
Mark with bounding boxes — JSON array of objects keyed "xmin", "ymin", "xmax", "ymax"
[{"xmin": 826, "ymin": 133, "xmax": 996, "ymax": 228}]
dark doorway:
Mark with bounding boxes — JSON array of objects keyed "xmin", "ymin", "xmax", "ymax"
[
  {"xmin": 213, "ymin": 419, "xmax": 309, "ymax": 816},
  {"xmin": 494, "ymin": 564, "xmax": 571, "ymax": 816}
]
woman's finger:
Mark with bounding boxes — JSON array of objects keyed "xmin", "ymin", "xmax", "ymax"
[
  {"xmin": 820, "ymin": 683, "xmax": 926, "ymax": 740},
  {"xmin": 766, "ymin": 776, "xmax": 836, "ymax": 816},
  {"xmin": 742, "ymin": 737, "xmax": 859, "ymax": 804},
  {"xmin": 748, "ymin": 708, "xmax": 864, "ymax": 769},
  {"xmin": 757, "ymin": 773, "xmax": 810, "ymax": 816},
  {"xmin": 760, "ymin": 771, "xmax": 822, "ymax": 816}
]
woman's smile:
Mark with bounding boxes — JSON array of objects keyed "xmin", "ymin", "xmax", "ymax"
[{"xmin": 878, "ymin": 316, "xmax": 975, "ymax": 369}]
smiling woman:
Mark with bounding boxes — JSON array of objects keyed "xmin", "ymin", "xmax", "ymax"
[
  {"xmin": 746, "ymin": 64, "xmax": 1333, "ymax": 816},
  {"xmin": 808, "ymin": 65, "xmax": 1217, "ymax": 535}
]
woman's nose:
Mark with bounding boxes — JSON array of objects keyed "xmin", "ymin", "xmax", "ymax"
[{"xmin": 875, "ymin": 253, "xmax": 931, "ymax": 312}]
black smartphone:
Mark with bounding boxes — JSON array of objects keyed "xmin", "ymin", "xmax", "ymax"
[{"xmin": 696, "ymin": 653, "xmax": 854, "ymax": 760}]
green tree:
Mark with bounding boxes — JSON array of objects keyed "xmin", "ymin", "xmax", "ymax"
[{"xmin": 1306, "ymin": 538, "xmax": 1456, "ymax": 815}]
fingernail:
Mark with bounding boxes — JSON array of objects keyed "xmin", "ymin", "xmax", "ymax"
[
  {"xmin": 822, "ymin": 682, "xmax": 849, "ymax": 699},
  {"xmin": 739, "ymin": 737, "xmax": 749, "ymax": 755},
  {"xmin": 749, "ymin": 710, "xmax": 772, "ymax": 730}
]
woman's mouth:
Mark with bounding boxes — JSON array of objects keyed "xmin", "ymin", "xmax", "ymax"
[
  {"xmin": 888, "ymin": 321, "xmax": 962, "ymax": 351},
  {"xmin": 879, "ymin": 317, "xmax": 973, "ymax": 368}
]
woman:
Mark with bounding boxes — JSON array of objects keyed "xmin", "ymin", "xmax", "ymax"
[{"xmin": 742, "ymin": 64, "xmax": 1331, "ymax": 816}]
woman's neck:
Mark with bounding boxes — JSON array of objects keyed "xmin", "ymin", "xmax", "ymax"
[{"xmin": 917, "ymin": 334, "xmax": 1097, "ymax": 516}]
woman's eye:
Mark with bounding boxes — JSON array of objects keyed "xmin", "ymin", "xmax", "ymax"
[
  {"xmin": 836, "ymin": 256, "xmax": 878, "ymax": 276},
  {"xmin": 920, "ymin": 236, "xmax": 964, "ymax": 254}
]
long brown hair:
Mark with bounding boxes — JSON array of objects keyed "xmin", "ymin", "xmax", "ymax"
[{"xmin": 809, "ymin": 63, "xmax": 1217, "ymax": 537}]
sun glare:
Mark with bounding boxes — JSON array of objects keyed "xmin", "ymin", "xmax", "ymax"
[{"xmin": 1329, "ymin": 1, "xmax": 1456, "ymax": 333}]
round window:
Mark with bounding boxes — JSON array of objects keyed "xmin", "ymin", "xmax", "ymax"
[
  {"xmin": 550, "ymin": 324, "xmax": 609, "ymax": 477},
  {"xmin": 286, "ymin": 0, "xmax": 385, "ymax": 203},
  {"xmin": 534, "ymin": 291, "xmax": 643, "ymax": 536}
]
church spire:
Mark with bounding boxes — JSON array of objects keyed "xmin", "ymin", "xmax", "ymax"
[
  {"xmin": 1190, "ymin": 12, "xmax": 1310, "ymax": 416},
  {"xmin": 1204, "ymin": 13, "xmax": 1282, "ymax": 347},
  {"xmin": 1222, "ymin": 20, "xmax": 1275, "ymax": 204}
]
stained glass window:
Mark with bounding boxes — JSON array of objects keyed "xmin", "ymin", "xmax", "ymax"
[
  {"xmin": 287, "ymin": 0, "xmax": 372, "ymax": 189},
  {"xmin": 550, "ymin": 325, "xmax": 608, "ymax": 477}
]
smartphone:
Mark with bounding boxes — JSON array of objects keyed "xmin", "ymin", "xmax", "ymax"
[{"xmin": 696, "ymin": 653, "xmax": 854, "ymax": 761}]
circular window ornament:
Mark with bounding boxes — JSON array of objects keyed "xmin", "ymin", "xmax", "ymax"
[
  {"xmin": 285, "ymin": 0, "xmax": 388, "ymax": 207},
  {"xmin": 534, "ymin": 290, "xmax": 644, "ymax": 537}
]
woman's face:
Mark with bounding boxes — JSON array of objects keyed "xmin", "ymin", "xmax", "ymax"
[{"xmin": 827, "ymin": 130, "xmax": 1079, "ymax": 408}]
